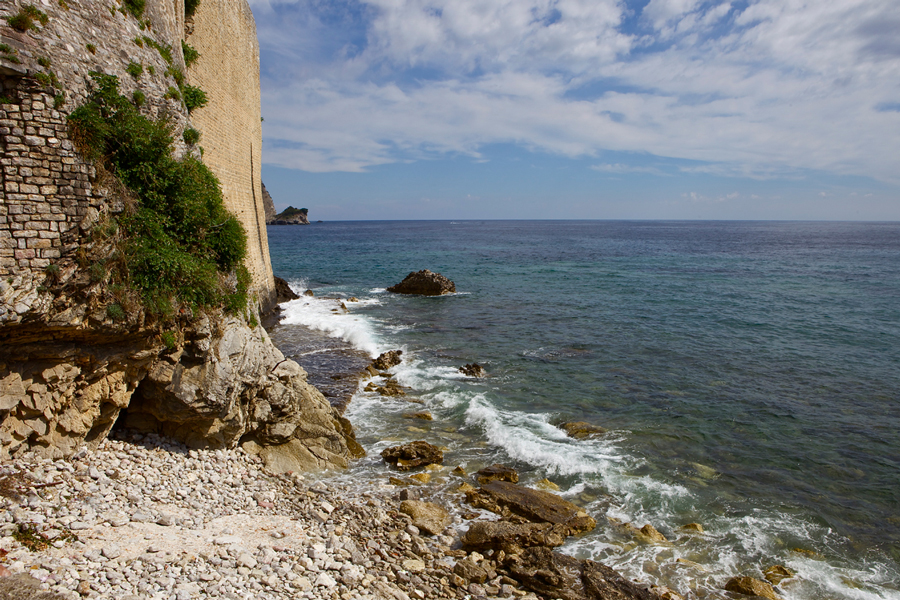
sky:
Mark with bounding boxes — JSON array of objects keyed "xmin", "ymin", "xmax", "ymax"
[{"xmin": 248, "ymin": 0, "xmax": 900, "ymax": 221}]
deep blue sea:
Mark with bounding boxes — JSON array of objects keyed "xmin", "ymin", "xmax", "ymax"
[{"xmin": 267, "ymin": 221, "xmax": 900, "ymax": 600}]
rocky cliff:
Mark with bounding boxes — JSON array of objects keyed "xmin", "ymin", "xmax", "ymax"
[
  {"xmin": 0, "ymin": 0, "xmax": 357, "ymax": 471},
  {"xmin": 271, "ymin": 206, "xmax": 310, "ymax": 225}
]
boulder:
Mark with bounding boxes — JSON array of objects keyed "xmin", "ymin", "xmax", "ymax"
[
  {"xmin": 387, "ymin": 270, "xmax": 456, "ymax": 296},
  {"xmin": 461, "ymin": 520, "xmax": 568, "ymax": 554},
  {"xmin": 466, "ymin": 481, "xmax": 596, "ymax": 535},
  {"xmin": 372, "ymin": 350, "xmax": 403, "ymax": 370},
  {"xmin": 274, "ymin": 276, "xmax": 299, "ymax": 303},
  {"xmin": 453, "ymin": 559, "xmax": 488, "ymax": 584},
  {"xmin": 402, "ymin": 412, "xmax": 433, "ymax": 421},
  {"xmin": 680, "ymin": 523, "xmax": 704, "ymax": 533},
  {"xmin": 399, "ymin": 500, "xmax": 450, "ymax": 535},
  {"xmin": 560, "ymin": 421, "xmax": 607, "ymax": 439},
  {"xmin": 763, "ymin": 565, "xmax": 795, "ymax": 586},
  {"xmin": 459, "ymin": 363, "xmax": 486, "ymax": 377},
  {"xmin": 381, "ymin": 440, "xmax": 443, "ymax": 471},
  {"xmin": 724, "ymin": 577, "xmax": 780, "ymax": 600},
  {"xmin": 476, "ymin": 464, "xmax": 519, "ymax": 484},
  {"xmin": 505, "ymin": 546, "xmax": 665, "ymax": 600}
]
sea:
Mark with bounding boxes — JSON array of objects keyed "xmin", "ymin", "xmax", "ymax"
[{"xmin": 265, "ymin": 220, "xmax": 900, "ymax": 600}]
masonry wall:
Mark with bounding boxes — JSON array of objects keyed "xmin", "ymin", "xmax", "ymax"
[{"xmin": 186, "ymin": 0, "xmax": 275, "ymax": 309}]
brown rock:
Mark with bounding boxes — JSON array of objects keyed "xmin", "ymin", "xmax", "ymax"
[
  {"xmin": 639, "ymin": 524, "xmax": 668, "ymax": 543},
  {"xmin": 476, "ymin": 464, "xmax": 519, "ymax": 484},
  {"xmin": 462, "ymin": 520, "xmax": 568, "ymax": 554},
  {"xmin": 372, "ymin": 350, "xmax": 403, "ymax": 370},
  {"xmin": 453, "ymin": 559, "xmax": 488, "ymax": 584},
  {"xmin": 0, "ymin": 573, "xmax": 70, "ymax": 599},
  {"xmin": 466, "ymin": 481, "xmax": 596, "ymax": 535},
  {"xmin": 399, "ymin": 500, "xmax": 450, "ymax": 535},
  {"xmin": 381, "ymin": 440, "xmax": 443, "ymax": 471},
  {"xmin": 303, "ymin": 289, "xmax": 315, "ymax": 297},
  {"xmin": 273, "ymin": 276, "xmax": 299, "ymax": 302},
  {"xmin": 387, "ymin": 270, "xmax": 456, "ymax": 296},
  {"xmin": 535, "ymin": 478, "xmax": 561, "ymax": 491},
  {"xmin": 459, "ymin": 363, "xmax": 486, "ymax": 377},
  {"xmin": 403, "ymin": 412, "xmax": 433, "ymax": 420},
  {"xmin": 560, "ymin": 421, "xmax": 607, "ymax": 439},
  {"xmin": 452, "ymin": 465, "xmax": 467, "ymax": 476},
  {"xmin": 724, "ymin": 576, "xmax": 780, "ymax": 600},
  {"xmin": 680, "ymin": 523, "xmax": 704, "ymax": 533},
  {"xmin": 763, "ymin": 565, "xmax": 795, "ymax": 585},
  {"xmin": 409, "ymin": 472, "xmax": 431, "ymax": 484},
  {"xmin": 457, "ymin": 482, "xmax": 476, "ymax": 493}
]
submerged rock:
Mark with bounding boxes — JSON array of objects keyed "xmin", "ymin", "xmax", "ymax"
[
  {"xmin": 724, "ymin": 576, "xmax": 781, "ymax": 600},
  {"xmin": 381, "ymin": 440, "xmax": 444, "ymax": 471},
  {"xmin": 459, "ymin": 363, "xmax": 486, "ymax": 377},
  {"xmin": 560, "ymin": 421, "xmax": 607, "ymax": 439},
  {"xmin": 387, "ymin": 270, "xmax": 456, "ymax": 296},
  {"xmin": 466, "ymin": 481, "xmax": 596, "ymax": 535},
  {"xmin": 476, "ymin": 464, "xmax": 519, "ymax": 484}
]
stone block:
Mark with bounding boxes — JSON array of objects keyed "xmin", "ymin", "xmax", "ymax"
[
  {"xmin": 26, "ymin": 238, "xmax": 51, "ymax": 249},
  {"xmin": 14, "ymin": 249, "xmax": 35, "ymax": 260}
]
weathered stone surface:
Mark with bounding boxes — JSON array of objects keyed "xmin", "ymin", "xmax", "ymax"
[
  {"xmin": 476, "ymin": 464, "xmax": 519, "ymax": 484},
  {"xmin": 680, "ymin": 522, "xmax": 704, "ymax": 533},
  {"xmin": 381, "ymin": 441, "xmax": 443, "ymax": 471},
  {"xmin": 461, "ymin": 520, "xmax": 567, "ymax": 554},
  {"xmin": 459, "ymin": 363, "xmax": 486, "ymax": 377},
  {"xmin": 763, "ymin": 565, "xmax": 795, "ymax": 585},
  {"xmin": 466, "ymin": 481, "xmax": 596, "ymax": 535},
  {"xmin": 560, "ymin": 421, "xmax": 607, "ymax": 439},
  {"xmin": 262, "ymin": 182, "xmax": 277, "ymax": 223},
  {"xmin": 505, "ymin": 546, "xmax": 664, "ymax": 600},
  {"xmin": 398, "ymin": 500, "xmax": 450, "ymax": 535},
  {"xmin": 0, "ymin": 573, "xmax": 70, "ymax": 600},
  {"xmin": 372, "ymin": 350, "xmax": 403, "ymax": 370},
  {"xmin": 402, "ymin": 411, "xmax": 433, "ymax": 421},
  {"xmin": 387, "ymin": 270, "xmax": 456, "ymax": 296},
  {"xmin": 724, "ymin": 576, "xmax": 780, "ymax": 600},
  {"xmin": 453, "ymin": 559, "xmax": 488, "ymax": 584},
  {"xmin": 274, "ymin": 276, "xmax": 299, "ymax": 303}
]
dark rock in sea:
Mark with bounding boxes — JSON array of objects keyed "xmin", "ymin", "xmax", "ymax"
[
  {"xmin": 560, "ymin": 421, "xmax": 607, "ymax": 439},
  {"xmin": 399, "ymin": 499, "xmax": 450, "ymax": 535},
  {"xmin": 459, "ymin": 363, "xmax": 486, "ymax": 377},
  {"xmin": 271, "ymin": 206, "xmax": 310, "ymax": 225},
  {"xmin": 466, "ymin": 481, "xmax": 596, "ymax": 535},
  {"xmin": 462, "ymin": 520, "xmax": 567, "ymax": 554},
  {"xmin": 273, "ymin": 276, "xmax": 298, "ymax": 303},
  {"xmin": 381, "ymin": 440, "xmax": 443, "ymax": 471},
  {"xmin": 387, "ymin": 270, "xmax": 456, "ymax": 296},
  {"xmin": 724, "ymin": 576, "xmax": 780, "ymax": 600},
  {"xmin": 303, "ymin": 289, "xmax": 315, "ymax": 297},
  {"xmin": 372, "ymin": 350, "xmax": 403, "ymax": 370},
  {"xmin": 476, "ymin": 464, "xmax": 519, "ymax": 484},
  {"xmin": 505, "ymin": 546, "xmax": 665, "ymax": 600}
]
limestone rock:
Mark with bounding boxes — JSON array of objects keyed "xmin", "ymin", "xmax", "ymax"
[
  {"xmin": 372, "ymin": 350, "xmax": 403, "ymax": 370},
  {"xmin": 261, "ymin": 182, "xmax": 277, "ymax": 223},
  {"xmin": 453, "ymin": 559, "xmax": 488, "ymax": 584},
  {"xmin": 399, "ymin": 500, "xmax": 450, "ymax": 535},
  {"xmin": 402, "ymin": 412, "xmax": 433, "ymax": 421},
  {"xmin": 461, "ymin": 521, "xmax": 567, "ymax": 554},
  {"xmin": 680, "ymin": 522, "xmax": 704, "ymax": 533},
  {"xmin": 271, "ymin": 206, "xmax": 310, "ymax": 225},
  {"xmin": 763, "ymin": 565, "xmax": 795, "ymax": 586},
  {"xmin": 724, "ymin": 576, "xmax": 780, "ymax": 600},
  {"xmin": 382, "ymin": 441, "xmax": 443, "ymax": 471},
  {"xmin": 466, "ymin": 481, "xmax": 596, "ymax": 535},
  {"xmin": 387, "ymin": 270, "xmax": 456, "ymax": 296},
  {"xmin": 458, "ymin": 363, "xmax": 486, "ymax": 377},
  {"xmin": 274, "ymin": 276, "xmax": 299, "ymax": 302},
  {"xmin": 476, "ymin": 464, "xmax": 519, "ymax": 484},
  {"xmin": 560, "ymin": 421, "xmax": 607, "ymax": 439}
]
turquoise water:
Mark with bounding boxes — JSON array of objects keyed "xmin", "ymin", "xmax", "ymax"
[{"xmin": 267, "ymin": 221, "xmax": 900, "ymax": 599}]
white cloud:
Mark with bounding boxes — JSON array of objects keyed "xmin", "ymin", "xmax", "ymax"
[{"xmin": 254, "ymin": 0, "xmax": 900, "ymax": 184}]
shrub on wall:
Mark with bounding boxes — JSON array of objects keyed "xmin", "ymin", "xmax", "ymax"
[{"xmin": 185, "ymin": 0, "xmax": 201, "ymax": 19}]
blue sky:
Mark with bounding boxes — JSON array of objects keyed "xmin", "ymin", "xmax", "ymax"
[{"xmin": 248, "ymin": 0, "xmax": 900, "ymax": 220}]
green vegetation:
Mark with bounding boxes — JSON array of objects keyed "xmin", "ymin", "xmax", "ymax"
[
  {"xmin": 185, "ymin": 0, "xmax": 201, "ymax": 19},
  {"xmin": 0, "ymin": 97, "xmax": 12, "ymax": 105},
  {"xmin": 132, "ymin": 89, "xmax": 145, "ymax": 107},
  {"xmin": 1, "ymin": 43, "xmax": 19, "ymax": 64},
  {"xmin": 165, "ymin": 86, "xmax": 180, "ymax": 101},
  {"xmin": 58, "ymin": 0, "xmax": 70, "ymax": 8},
  {"xmin": 124, "ymin": 0, "xmax": 145, "ymax": 19},
  {"xmin": 142, "ymin": 36, "xmax": 173, "ymax": 65},
  {"xmin": 107, "ymin": 303, "xmax": 126, "ymax": 321},
  {"xmin": 147, "ymin": 65, "xmax": 155, "ymax": 76},
  {"xmin": 134, "ymin": 37, "xmax": 144, "ymax": 48},
  {"xmin": 161, "ymin": 330, "xmax": 176, "ymax": 349},
  {"xmin": 182, "ymin": 40, "xmax": 199, "ymax": 68},
  {"xmin": 67, "ymin": 72, "xmax": 248, "ymax": 317},
  {"xmin": 37, "ymin": 56, "xmax": 51, "ymax": 68},
  {"xmin": 166, "ymin": 66, "xmax": 184, "ymax": 86},
  {"xmin": 13, "ymin": 524, "xmax": 49, "ymax": 552},
  {"xmin": 126, "ymin": 61, "xmax": 143, "ymax": 78},
  {"xmin": 6, "ymin": 5, "xmax": 48, "ymax": 32},
  {"xmin": 182, "ymin": 127, "xmax": 200, "ymax": 145},
  {"xmin": 182, "ymin": 84, "xmax": 207, "ymax": 112},
  {"xmin": 54, "ymin": 93, "xmax": 65, "ymax": 109},
  {"xmin": 86, "ymin": 43, "xmax": 97, "ymax": 54}
]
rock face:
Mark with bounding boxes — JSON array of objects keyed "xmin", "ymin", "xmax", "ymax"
[
  {"xmin": 270, "ymin": 206, "xmax": 310, "ymax": 225},
  {"xmin": 262, "ymin": 182, "xmax": 278, "ymax": 224},
  {"xmin": 274, "ymin": 276, "xmax": 299, "ymax": 303},
  {"xmin": 462, "ymin": 521, "xmax": 568, "ymax": 554},
  {"xmin": 381, "ymin": 441, "xmax": 444, "ymax": 471},
  {"xmin": 386, "ymin": 270, "xmax": 456, "ymax": 296},
  {"xmin": 372, "ymin": 350, "xmax": 403, "ymax": 370},
  {"xmin": 466, "ymin": 481, "xmax": 596, "ymax": 535}
]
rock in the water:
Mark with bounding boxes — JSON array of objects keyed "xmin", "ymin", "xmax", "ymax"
[
  {"xmin": 466, "ymin": 481, "xmax": 596, "ymax": 535},
  {"xmin": 724, "ymin": 576, "xmax": 780, "ymax": 600},
  {"xmin": 505, "ymin": 546, "xmax": 665, "ymax": 600},
  {"xmin": 462, "ymin": 521, "xmax": 568, "ymax": 554},
  {"xmin": 399, "ymin": 500, "xmax": 450, "ymax": 535},
  {"xmin": 763, "ymin": 565, "xmax": 795, "ymax": 586},
  {"xmin": 638, "ymin": 524, "xmax": 668, "ymax": 543},
  {"xmin": 274, "ymin": 276, "xmax": 299, "ymax": 302},
  {"xmin": 535, "ymin": 478, "xmax": 561, "ymax": 491},
  {"xmin": 560, "ymin": 421, "xmax": 607, "ymax": 439},
  {"xmin": 387, "ymin": 270, "xmax": 456, "ymax": 296},
  {"xmin": 372, "ymin": 350, "xmax": 403, "ymax": 370},
  {"xmin": 680, "ymin": 522, "xmax": 704, "ymax": 533},
  {"xmin": 270, "ymin": 206, "xmax": 310, "ymax": 225},
  {"xmin": 381, "ymin": 441, "xmax": 444, "ymax": 471},
  {"xmin": 458, "ymin": 363, "xmax": 486, "ymax": 377},
  {"xmin": 402, "ymin": 412, "xmax": 433, "ymax": 421},
  {"xmin": 476, "ymin": 464, "xmax": 519, "ymax": 484}
]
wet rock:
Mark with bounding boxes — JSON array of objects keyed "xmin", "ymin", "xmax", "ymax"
[
  {"xmin": 382, "ymin": 441, "xmax": 444, "ymax": 471},
  {"xmin": 505, "ymin": 546, "xmax": 664, "ymax": 600},
  {"xmin": 476, "ymin": 464, "xmax": 519, "ymax": 484},
  {"xmin": 534, "ymin": 478, "xmax": 561, "ymax": 491},
  {"xmin": 403, "ymin": 412, "xmax": 433, "ymax": 421},
  {"xmin": 651, "ymin": 586, "xmax": 684, "ymax": 600},
  {"xmin": 680, "ymin": 523, "xmax": 704, "ymax": 533},
  {"xmin": 274, "ymin": 276, "xmax": 299, "ymax": 302},
  {"xmin": 459, "ymin": 363, "xmax": 486, "ymax": 377},
  {"xmin": 452, "ymin": 465, "xmax": 467, "ymax": 476},
  {"xmin": 466, "ymin": 481, "xmax": 596, "ymax": 535},
  {"xmin": 763, "ymin": 565, "xmax": 795, "ymax": 585},
  {"xmin": 638, "ymin": 524, "xmax": 668, "ymax": 543},
  {"xmin": 559, "ymin": 421, "xmax": 607, "ymax": 439},
  {"xmin": 461, "ymin": 520, "xmax": 568, "ymax": 554},
  {"xmin": 372, "ymin": 350, "xmax": 403, "ymax": 370},
  {"xmin": 304, "ymin": 289, "xmax": 315, "ymax": 297},
  {"xmin": 387, "ymin": 270, "xmax": 456, "ymax": 296},
  {"xmin": 409, "ymin": 473, "xmax": 431, "ymax": 484},
  {"xmin": 724, "ymin": 576, "xmax": 780, "ymax": 600},
  {"xmin": 399, "ymin": 500, "xmax": 451, "ymax": 535}
]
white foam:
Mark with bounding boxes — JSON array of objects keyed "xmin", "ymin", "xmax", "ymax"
[{"xmin": 279, "ymin": 296, "xmax": 382, "ymax": 357}]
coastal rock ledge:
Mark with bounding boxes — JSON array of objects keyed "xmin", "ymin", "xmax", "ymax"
[{"xmin": 387, "ymin": 270, "xmax": 456, "ymax": 296}]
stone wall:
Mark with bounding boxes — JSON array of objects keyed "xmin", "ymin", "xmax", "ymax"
[{"xmin": 186, "ymin": 0, "xmax": 275, "ymax": 310}]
